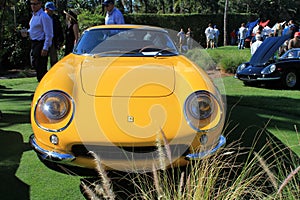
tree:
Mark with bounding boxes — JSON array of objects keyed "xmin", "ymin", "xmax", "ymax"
[{"xmin": 223, "ymin": 0, "xmax": 228, "ymax": 46}]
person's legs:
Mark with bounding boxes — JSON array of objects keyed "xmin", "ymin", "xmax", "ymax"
[
  {"xmin": 48, "ymin": 44, "xmax": 58, "ymax": 68},
  {"xmin": 206, "ymin": 38, "xmax": 209, "ymax": 49},
  {"xmin": 241, "ymin": 39, "xmax": 245, "ymax": 49},
  {"xmin": 210, "ymin": 39, "xmax": 214, "ymax": 49},
  {"xmin": 31, "ymin": 41, "xmax": 48, "ymax": 82}
]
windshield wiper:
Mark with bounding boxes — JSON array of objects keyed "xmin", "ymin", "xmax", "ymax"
[
  {"xmin": 92, "ymin": 50, "xmax": 138, "ymax": 57},
  {"xmin": 154, "ymin": 48, "xmax": 177, "ymax": 58}
]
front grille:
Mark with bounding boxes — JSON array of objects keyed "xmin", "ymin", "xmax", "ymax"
[
  {"xmin": 71, "ymin": 144, "xmax": 190, "ymax": 160},
  {"xmin": 238, "ymin": 74, "xmax": 259, "ymax": 80}
]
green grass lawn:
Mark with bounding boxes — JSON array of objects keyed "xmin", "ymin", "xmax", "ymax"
[
  {"xmin": 222, "ymin": 76, "xmax": 300, "ymax": 155},
  {"xmin": 0, "ymin": 78, "xmax": 85, "ymax": 200},
  {"xmin": 0, "ymin": 62, "xmax": 299, "ymax": 199}
]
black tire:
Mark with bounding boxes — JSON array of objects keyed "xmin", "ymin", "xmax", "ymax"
[{"xmin": 281, "ymin": 70, "xmax": 297, "ymax": 89}]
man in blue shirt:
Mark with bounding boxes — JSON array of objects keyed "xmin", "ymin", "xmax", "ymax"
[
  {"xmin": 28, "ymin": 0, "xmax": 53, "ymax": 82},
  {"xmin": 102, "ymin": 0, "xmax": 125, "ymax": 25}
]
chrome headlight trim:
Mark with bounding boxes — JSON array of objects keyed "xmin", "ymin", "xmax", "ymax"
[
  {"xmin": 34, "ymin": 90, "xmax": 75, "ymax": 132},
  {"xmin": 184, "ymin": 90, "xmax": 223, "ymax": 132}
]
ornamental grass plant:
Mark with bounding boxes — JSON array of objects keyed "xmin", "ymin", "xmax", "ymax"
[{"xmin": 82, "ymin": 127, "xmax": 300, "ymax": 200}]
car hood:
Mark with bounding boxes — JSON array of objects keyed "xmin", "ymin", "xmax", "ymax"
[
  {"xmin": 80, "ymin": 57, "xmax": 175, "ymax": 97},
  {"xmin": 249, "ymin": 34, "xmax": 291, "ymax": 66}
]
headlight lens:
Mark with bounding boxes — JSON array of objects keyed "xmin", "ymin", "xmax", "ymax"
[
  {"xmin": 187, "ymin": 95, "xmax": 213, "ymax": 120},
  {"xmin": 237, "ymin": 63, "xmax": 246, "ymax": 73},
  {"xmin": 34, "ymin": 91, "xmax": 74, "ymax": 132},
  {"xmin": 184, "ymin": 91, "xmax": 222, "ymax": 131},
  {"xmin": 261, "ymin": 64, "xmax": 276, "ymax": 74},
  {"xmin": 41, "ymin": 93, "xmax": 70, "ymax": 120}
]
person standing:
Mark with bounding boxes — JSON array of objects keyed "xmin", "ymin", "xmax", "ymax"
[
  {"xmin": 205, "ymin": 23, "xmax": 215, "ymax": 49},
  {"xmin": 250, "ymin": 34, "xmax": 263, "ymax": 55},
  {"xmin": 213, "ymin": 25, "xmax": 220, "ymax": 48},
  {"xmin": 186, "ymin": 27, "xmax": 193, "ymax": 50},
  {"xmin": 28, "ymin": 0, "xmax": 53, "ymax": 82},
  {"xmin": 63, "ymin": 9, "xmax": 80, "ymax": 56},
  {"xmin": 102, "ymin": 0, "xmax": 125, "ymax": 25},
  {"xmin": 230, "ymin": 29, "xmax": 237, "ymax": 45},
  {"xmin": 177, "ymin": 28, "xmax": 185, "ymax": 52},
  {"xmin": 45, "ymin": 2, "xmax": 64, "ymax": 68},
  {"xmin": 288, "ymin": 32, "xmax": 300, "ymax": 50},
  {"xmin": 238, "ymin": 23, "xmax": 247, "ymax": 49}
]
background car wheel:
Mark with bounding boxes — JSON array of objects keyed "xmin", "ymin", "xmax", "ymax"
[{"xmin": 281, "ymin": 71, "xmax": 297, "ymax": 89}]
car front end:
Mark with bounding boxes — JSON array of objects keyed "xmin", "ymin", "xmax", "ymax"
[
  {"xmin": 235, "ymin": 62, "xmax": 281, "ymax": 83},
  {"xmin": 30, "ymin": 25, "xmax": 226, "ymax": 173}
]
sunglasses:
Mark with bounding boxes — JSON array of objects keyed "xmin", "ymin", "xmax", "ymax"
[{"xmin": 30, "ymin": 2, "xmax": 40, "ymax": 5}]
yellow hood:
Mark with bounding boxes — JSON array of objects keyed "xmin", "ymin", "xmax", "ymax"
[{"xmin": 80, "ymin": 57, "xmax": 175, "ymax": 97}]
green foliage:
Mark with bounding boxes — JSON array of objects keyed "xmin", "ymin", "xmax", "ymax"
[
  {"xmin": 0, "ymin": 1, "xmax": 31, "ymax": 69},
  {"xmin": 185, "ymin": 48, "xmax": 216, "ymax": 70},
  {"xmin": 78, "ymin": 8, "xmax": 105, "ymax": 31},
  {"xmin": 185, "ymin": 46, "xmax": 251, "ymax": 72},
  {"xmin": 206, "ymin": 46, "xmax": 251, "ymax": 73}
]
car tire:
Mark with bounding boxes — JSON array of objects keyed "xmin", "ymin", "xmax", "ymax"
[{"xmin": 281, "ymin": 70, "xmax": 297, "ymax": 89}]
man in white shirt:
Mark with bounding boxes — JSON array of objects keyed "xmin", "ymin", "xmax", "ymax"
[
  {"xmin": 205, "ymin": 23, "xmax": 215, "ymax": 49},
  {"xmin": 251, "ymin": 34, "xmax": 263, "ymax": 55},
  {"xmin": 238, "ymin": 23, "xmax": 247, "ymax": 49}
]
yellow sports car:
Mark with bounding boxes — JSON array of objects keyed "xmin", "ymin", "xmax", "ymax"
[{"xmin": 30, "ymin": 25, "xmax": 226, "ymax": 173}]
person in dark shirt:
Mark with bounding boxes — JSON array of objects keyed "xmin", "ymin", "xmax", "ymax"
[
  {"xmin": 45, "ymin": 2, "xmax": 64, "ymax": 68},
  {"xmin": 63, "ymin": 9, "xmax": 79, "ymax": 55}
]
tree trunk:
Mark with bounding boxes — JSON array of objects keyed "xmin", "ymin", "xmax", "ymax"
[{"xmin": 223, "ymin": 0, "xmax": 228, "ymax": 46}]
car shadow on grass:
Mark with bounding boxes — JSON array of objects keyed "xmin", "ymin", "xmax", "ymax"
[{"xmin": 0, "ymin": 129, "xmax": 32, "ymax": 199}]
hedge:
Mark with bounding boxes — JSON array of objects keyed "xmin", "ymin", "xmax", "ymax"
[{"xmin": 1, "ymin": 13, "xmax": 257, "ymax": 68}]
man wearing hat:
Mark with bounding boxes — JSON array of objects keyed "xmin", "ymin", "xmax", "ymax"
[
  {"xmin": 27, "ymin": 0, "xmax": 53, "ymax": 82},
  {"xmin": 102, "ymin": 0, "xmax": 125, "ymax": 25},
  {"xmin": 45, "ymin": 2, "xmax": 64, "ymax": 68}
]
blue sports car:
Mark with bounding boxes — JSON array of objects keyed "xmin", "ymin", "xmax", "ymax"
[{"xmin": 235, "ymin": 34, "xmax": 300, "ymax": 89}]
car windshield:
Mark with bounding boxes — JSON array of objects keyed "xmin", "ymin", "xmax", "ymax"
[
  {"xmin": 280, "ymin": 49, "xmax": 300, "ymax": 59},
  {"xmin": 73, "ymin": 28, "xmax": 179, "ymax": 57}
]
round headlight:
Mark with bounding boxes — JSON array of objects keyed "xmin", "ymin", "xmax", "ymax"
[
  {"xmin": 237, "ymin": 63, "xmax": 246, "ymax": 73},
  {"xmin": 261, "ymin": 64, "xmax": 276, "ymax": 74},
  {"xmin": 184, "ymin": 91, "xmax": 221, "ymax": 131},
  {"xmin": 40, "ymin": 92, "xmax": 70, "ymax": 120},
  {"xmin": 269, "ymin": 64, "xmax": 276, "ymax": 73},
  {"xmin": 187, "ymin": 95, "xmax": 213, "ymax": 120},
  {"xmin": 34, "ymin": 91, "xmax": 74, "ymax": 132}
]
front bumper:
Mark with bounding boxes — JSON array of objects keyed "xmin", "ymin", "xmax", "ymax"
[
  {"xmin": 29, "ymin": 134, "xmax": 75, "ymax": 162},
  {"xmin": 185, "ymin": 135, "xmax": 226, "ymax": 159},
  {"xmin": 235, "ymin": 74, "xmax": 281, "ymax": 82},
  {"xmin": 30, "ymin": 134, "xmax": 226, "ymax": 166}
]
